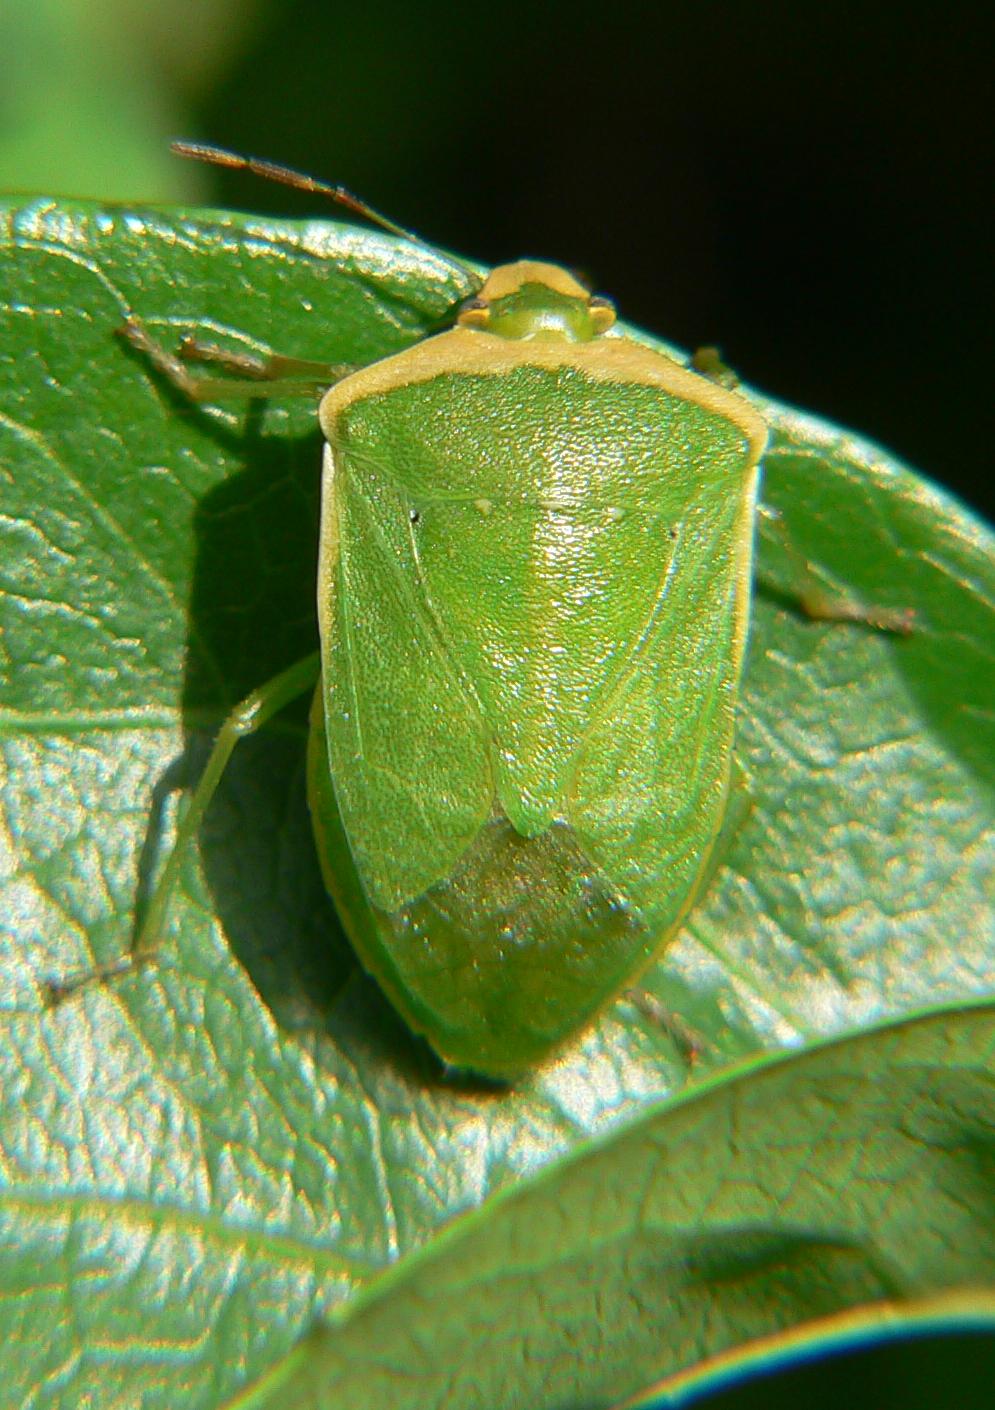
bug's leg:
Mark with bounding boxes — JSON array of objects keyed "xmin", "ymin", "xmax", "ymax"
[
  {"xmin": 624, "ymin": 990, "xmax": 706, "ymax": 1066},
  {"xmin": 176, "ymin": 334, "xmax": 354, "ymax": 384},
  {"xmin": 691, "ymin": 345, "xmax": 740, "ymax": 390},
  {"xmin": 45, "ymin": 652, "xmax": 322, "ymax": 1005},
  {"xmin": 119, "ymin": 318, "xmax": 353, "ymax": 402},
  {"xmin": 758, "ymin": 503, "xmax": 915, "ymax": 634}
]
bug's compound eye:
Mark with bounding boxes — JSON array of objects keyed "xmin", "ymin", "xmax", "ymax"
[
  {"xmin": 458, "ymin": 296, "xmax": 491, "ymax": 328},
  {"xmin": 587, "ymin": 294, "xmax": 616, "ymax": 334}
]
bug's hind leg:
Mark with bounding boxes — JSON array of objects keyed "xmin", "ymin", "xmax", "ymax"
[
  {"xmin": 623, "ymin": 990, "xmax": 706, "ymax": 1067},
  {"xmin": 44, "ymin": 653, "xmax": 322, "ymax": 1005}
]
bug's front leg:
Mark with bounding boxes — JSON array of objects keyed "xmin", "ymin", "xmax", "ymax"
[
  {"xmin": 118, "ymin": 318, "xmax": 354, "ymax": 402},
  {"xmin": 176, "ymin": 333, "xmax": 355, "ymax": 384}
]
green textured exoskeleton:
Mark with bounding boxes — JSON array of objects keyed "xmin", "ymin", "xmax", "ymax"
[{"xmin": 307, "ymin": 260, "xmax": 766, "ymax": 1077}]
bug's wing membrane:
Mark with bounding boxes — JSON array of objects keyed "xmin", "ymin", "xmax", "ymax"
[
  {"xmin": 317, "ymin": 444, "xmax": 493, "ymax": 912},
  {"xmin": 570, "ymin": 471, "xmax": 758, "ymax": 941}
]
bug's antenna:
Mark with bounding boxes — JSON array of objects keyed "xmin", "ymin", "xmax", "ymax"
[{"xmin": 171, "ymin": 141, "xmax": 480, "ymax": 293}]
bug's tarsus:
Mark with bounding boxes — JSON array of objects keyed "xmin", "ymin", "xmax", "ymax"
[
  {"xmin": 625, "ymin": 988, "xmax": 706, "ymax": 1067},
  {"xmin": 43, "ymin": 953, "xmax": 152, "ymax": 1007},
  {"xmin": 798, "ymin": 589, "xmax": 916, "ymax": 636},
  {"xmin": 118, "ymin": 317, "xmax": 208, "ymax": 399}
]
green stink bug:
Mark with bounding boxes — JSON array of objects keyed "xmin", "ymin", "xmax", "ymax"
[
  {"xmin": 53, "ymin": 143, "xmax": 906, "ymax": 1079},
  {"xmin": 305, "ymin": 258, "xmax": 766, "ymax": 1078}
]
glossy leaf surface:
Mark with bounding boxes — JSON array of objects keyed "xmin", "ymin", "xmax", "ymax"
[
  {"xmin": 0, "ymin": 197, "xmax": 993, "ymax": 1406},
  {"xmin": 213, "ymin": 1005, "xmax": 995, "ymax": 1407}
]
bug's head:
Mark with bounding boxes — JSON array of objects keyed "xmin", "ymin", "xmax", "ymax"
[{"xmin": 457, "ymin": 261, "xmax": 616, "ymax": 343}]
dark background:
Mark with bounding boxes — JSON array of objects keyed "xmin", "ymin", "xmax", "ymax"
[
  {"xmin": 180, "ymin": 0, "xmax": 993, "ymax": 524},
  {"xmin": 2, "ymin": 0, "xmax": 990, "ymax": 516}
]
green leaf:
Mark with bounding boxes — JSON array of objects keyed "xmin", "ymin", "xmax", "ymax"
[
  {"xmin": 1, "ymin": 197, "xmax": 993, "ymax": 1406},
  {"xmin": 204, "ymin": 1005, "xmax": 995, "ymax": 1407}
]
